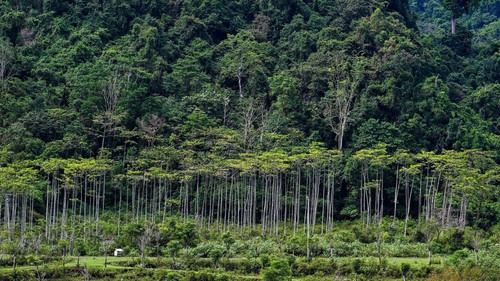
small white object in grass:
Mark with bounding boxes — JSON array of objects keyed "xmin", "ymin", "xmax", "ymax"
[{"xmin": 114, "ymin": 249, "xmax": 124, "ymax": 257}]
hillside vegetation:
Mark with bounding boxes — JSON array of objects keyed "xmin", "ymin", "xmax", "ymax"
[{"xmin": 0, "ymin": 0, "xmax": 498, "ymax": 280}]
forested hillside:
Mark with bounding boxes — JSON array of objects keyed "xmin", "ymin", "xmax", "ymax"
[{"xmin": 0, "ymin": 0, "xmax": 499, "ymax": 280}]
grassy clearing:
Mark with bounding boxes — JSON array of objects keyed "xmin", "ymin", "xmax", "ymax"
[
  {"xmin": 65, "ymin": 256, "xmax": 134, "ymax": 268},
  {"xmin": 0, "ymin": 265, "xmax": 33, "ymax": 272}
]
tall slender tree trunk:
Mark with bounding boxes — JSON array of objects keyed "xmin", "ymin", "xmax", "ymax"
[
  {"xmin": 306, "ymin": 195, "xmax": 310, "ymax": 260},
  {"xmin": 5, "ymin": 195, "xmax": 11, "ymax": 236},
  {"xmin": 393, "ymin": 164, "xmax": 400, "ymax": 226},
  {"xmin": 418, "ymin": 169, "xmax": 423, "ymax": 223},
  {"xmin": 82, "ymin": 176, "xmax": 86, "ymax": 242},
  {"xmin": 237, "ymin": 67, "xmax": 243, "ymax": 98},
  {"xmin": 404, "ymin": 177, "xmax": 414, "ymax": 237},
  {"xmin": 380, "ymin": 169, "xmax": 384, "ymax": 226},
  {"xmin": 61, "ymin": 186, "xmax": 67, "ymax": 240},
  {"xmin": 451, "ymin": 16, "xmax": 456, "ymax": 34},
  {"xmin": 21, "ymin": 192, "xmax": 27, "ymax": 232},
  {"xmin": 337, "ymin": 120, "xmax": 346, "ymax": 151}
]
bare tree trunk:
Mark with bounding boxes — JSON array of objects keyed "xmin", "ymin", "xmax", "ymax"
[
  {"xmin": 61, "ymin": 186, "xmax": 68, "ymax": 240},
  {"xmin": 306, "ymin": 195, "xmax": 311, "ymax": 260},
  {"xmin": 360, "ymin": 171, "xmax": 365, "ymax": 228},
  {"xmin": 377, "ymin": 228, "xmax": 382, "ymax": 264},
  {"xmin": 237, "ymin": 67, "xmax": 243, "ymax": 98},
  {"xmin": 5, "ymin": 195, "xmax": 11, "ymax": 235},
  {"xmin": 393, "ymin": 164, "xmax": 400, "ymax": 226},
  {"xmin": 0, "ymin": 39, "xmax": 12, "ymax": 84},
  {"xmin": 12, "ymin": 195, "xmax": 18, "ymax": 231},
  {"xmin": 441, "ymin": 181, "xmax": 448, "ymax": 227},
  {"xmin": 380, "ymin": 170, "xmax": 384, "ymax": 226},
  {"xmin": 404, "ymin": 177, "xmax": 414, "ymax": 237},
  {"xmin": 418, "ymin": 169, "xmax": 423, "ymax": 223},
  {"xmin": 446, "ymin": 189, "xmax": 453, "ymax": 227},
  {"xmin": 428, "ymin": 245, "xmax": 432, "ymax": 266},
  {"xmin": 21, "ymin": 191, "xmax": 28, "ymax": 232},
  {"xmin": 451, "ymin": 16, "xmax": 456, "ymax": 34}
]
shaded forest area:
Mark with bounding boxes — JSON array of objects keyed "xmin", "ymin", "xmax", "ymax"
[{"xmin": 0, "ymin": 0, "xmax": 499, "ymax": 280}]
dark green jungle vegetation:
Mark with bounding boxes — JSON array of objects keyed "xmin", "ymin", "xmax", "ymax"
[{"xmin": 0, "ymin": 0, "xmax": 499, "ymax": 280}]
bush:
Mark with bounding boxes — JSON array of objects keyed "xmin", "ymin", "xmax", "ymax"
[
  {"xmin": 401, "ymin": 263, "xmax": 410, "ymax": 279},
  {"xmin": 263, "ymin": 259, "xmax": 292, "ymax": 281},
  {"xmin": 183, "ymin": 258, "xmax": 212, "ymax": 270},
  {"xmin": 352, "ymin": 258, "xmax": 362, "ymax": 275},
  {"xmin": 436, "ymin": 229, "xmax": 467, "ymax": 254},
  {"xmin": 209, "ymin": 248, "xmax": 224, "ymax": 267},
  {"xmin": 448, "ymin": 249, "xmax": 474, "ymax": 270},
  {"xmin": 285, "ymin": 255, "xmax": 296, "ymax": 268},
  {"xmin": 44, "ymin": 264, "xmax": 66, "ymax": 279},
  {"xmin": 332, "ymin": 230, "xmax": 357, "ymax": 243},
  {"xmin": 294, "ymin": 258, "xmax": 336, "ymax": 276},
  {"xmin": 426, "ymin": 267, "xmax": 492, "ymax": 281},
  {"xmin": 0, "ymin": 270, "xmax": 35, "ymax": 281},
  {"xmin": 334, "ymin": 259, "xmax": 353, "ymax": 276},
  {"xmin": 354, "ymin": 227, "xmax": 376, "ymax": 243},
  {"xmin": 185, "ymin": 270, "xmax": 215, "ymax": 281},
  {"xmin": 193, "ymin": 242, "xmax": 225, "ymax": 258},
  {"xmin": 140, "ymin": 257, "xmax": 167, "ymax": 268},
  {"xmin": 153, "ymin": 270, "xmax": 182, "ymax": 281},
  {"xmin": 384, "ymin": 242, "xmax": 427, "ymax": 257},
  {"xmin": 329, "ymin": 240, "xmax": 365, "ymax": 257},
  {"xmin": 411, "ymin": 265, "xmax": 432, "ymax": 279},
  {"xmin": 215, "ymin": 273, "xmax": 230, "ymax": 281},
  {"xmin": 86, "ymin": 267, "xmax": 122, "ymax": 278},
  {"xmin": 260, "ymin": 254, "xmax": 271, "ymax": 267},
  {"xmin": 255, "ymin": 239, "xmax": 279, "ymax": 256},
  {"xmin": 184, "ymin": 270, "xmax": 230, "ymax": 281},
  {"xmin": 430, "ymin": 256, "xmax": 442, "ymax": 265},
  {"xmin": 478, "ymin": 244, "xmax": 500, "ymax": 268},
  {"xmin": 219, "ymin": 257, "xmax": 261, "ymax": 274}
]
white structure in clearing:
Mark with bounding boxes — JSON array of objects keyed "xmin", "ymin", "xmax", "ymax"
[{"xmin": 114, "ymin": 248, "xmax": 124, "ymax": 257}]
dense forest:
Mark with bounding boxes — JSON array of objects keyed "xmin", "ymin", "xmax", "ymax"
[{"xmin": 0, "ymin": 0, "xmax": 499, "ymax": 280}]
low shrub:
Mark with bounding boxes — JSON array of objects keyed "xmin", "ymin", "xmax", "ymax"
[
  {"xmin": 192, "ymin": 242, "xmax": 225, "ymax": 258},
  {"xmin": 153, "ymin": 270, "xmax": 182, "ymax": 281},
  {"xmin": 259, "ymin": 254, "xmax": 271, "ymax": 268},
  {"xmin": 294, "ymin": 258, "xmax": 336, "ymax": 276},
  {"xmin": 385, "ymin": 242, "xmax": 427, "ymax": 257},
  {"xmin": 219, "ymin": 258, "xmax": 261, "ymax": 274},
  {"xmin": 426, "ymin": 267, "xmax": 496, "ymax": 281},
  {"xmin": 184, "ymin": 269, "xmax": 230, "ymax": 281},
  {"xmin": 262, "ymin": 259, "xmax": 292, "ymax": 281},
  {"xmin": 184, "ymin": 258, "xmax": 212, "ymax": 270},
  {"xmin": 0, "ymin": 270, "xmax": 34, "ymax": 281}
]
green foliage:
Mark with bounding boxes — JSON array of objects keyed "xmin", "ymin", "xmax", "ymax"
[
  {"xmin": 439, "ymin": 0, "xmax": 480, "ymax": 17},
  {"xmin": 165, "ymin": 272, "xmax": 182, "ymax": 281},
  {"xmin": 263, "ymin": 259, "xmax": 292, "ymax": 281},
  {"xmin": 0, "ymin": 1, "xmax": 498, "ymax": 280},
  {"xmin": 352, "ymin": 259, "xmax": 363, "ymax": 274},
  {"xmin": 401, "ymin": 262, "xmax": 411, "ymax": 276},
  {"xmin": 166, "ymin": 240, "xmax": 183, "ymax": 260},
  {"xmin": 448, "ymin": 249, "xmax": 474, "ymax": 270},
  {"xmin": 209, "ymin": 247, "xmax": 223, "ymax": 267},
  {"xmin": 260, "ymin": 254, "xmax": 271, "ymax": 268},
  {"xmin": 221, "ymin": 232, "xmax": 235, "ymax": 258}
]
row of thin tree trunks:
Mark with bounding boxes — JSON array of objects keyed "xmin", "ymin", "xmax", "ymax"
[
  {"xmin": 0, "ymin": 164, "xmax": 470, "ymax": 244},
  {"xmin": 42, "ymin": 172, "xmax": 107, "ymax": 243}
]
